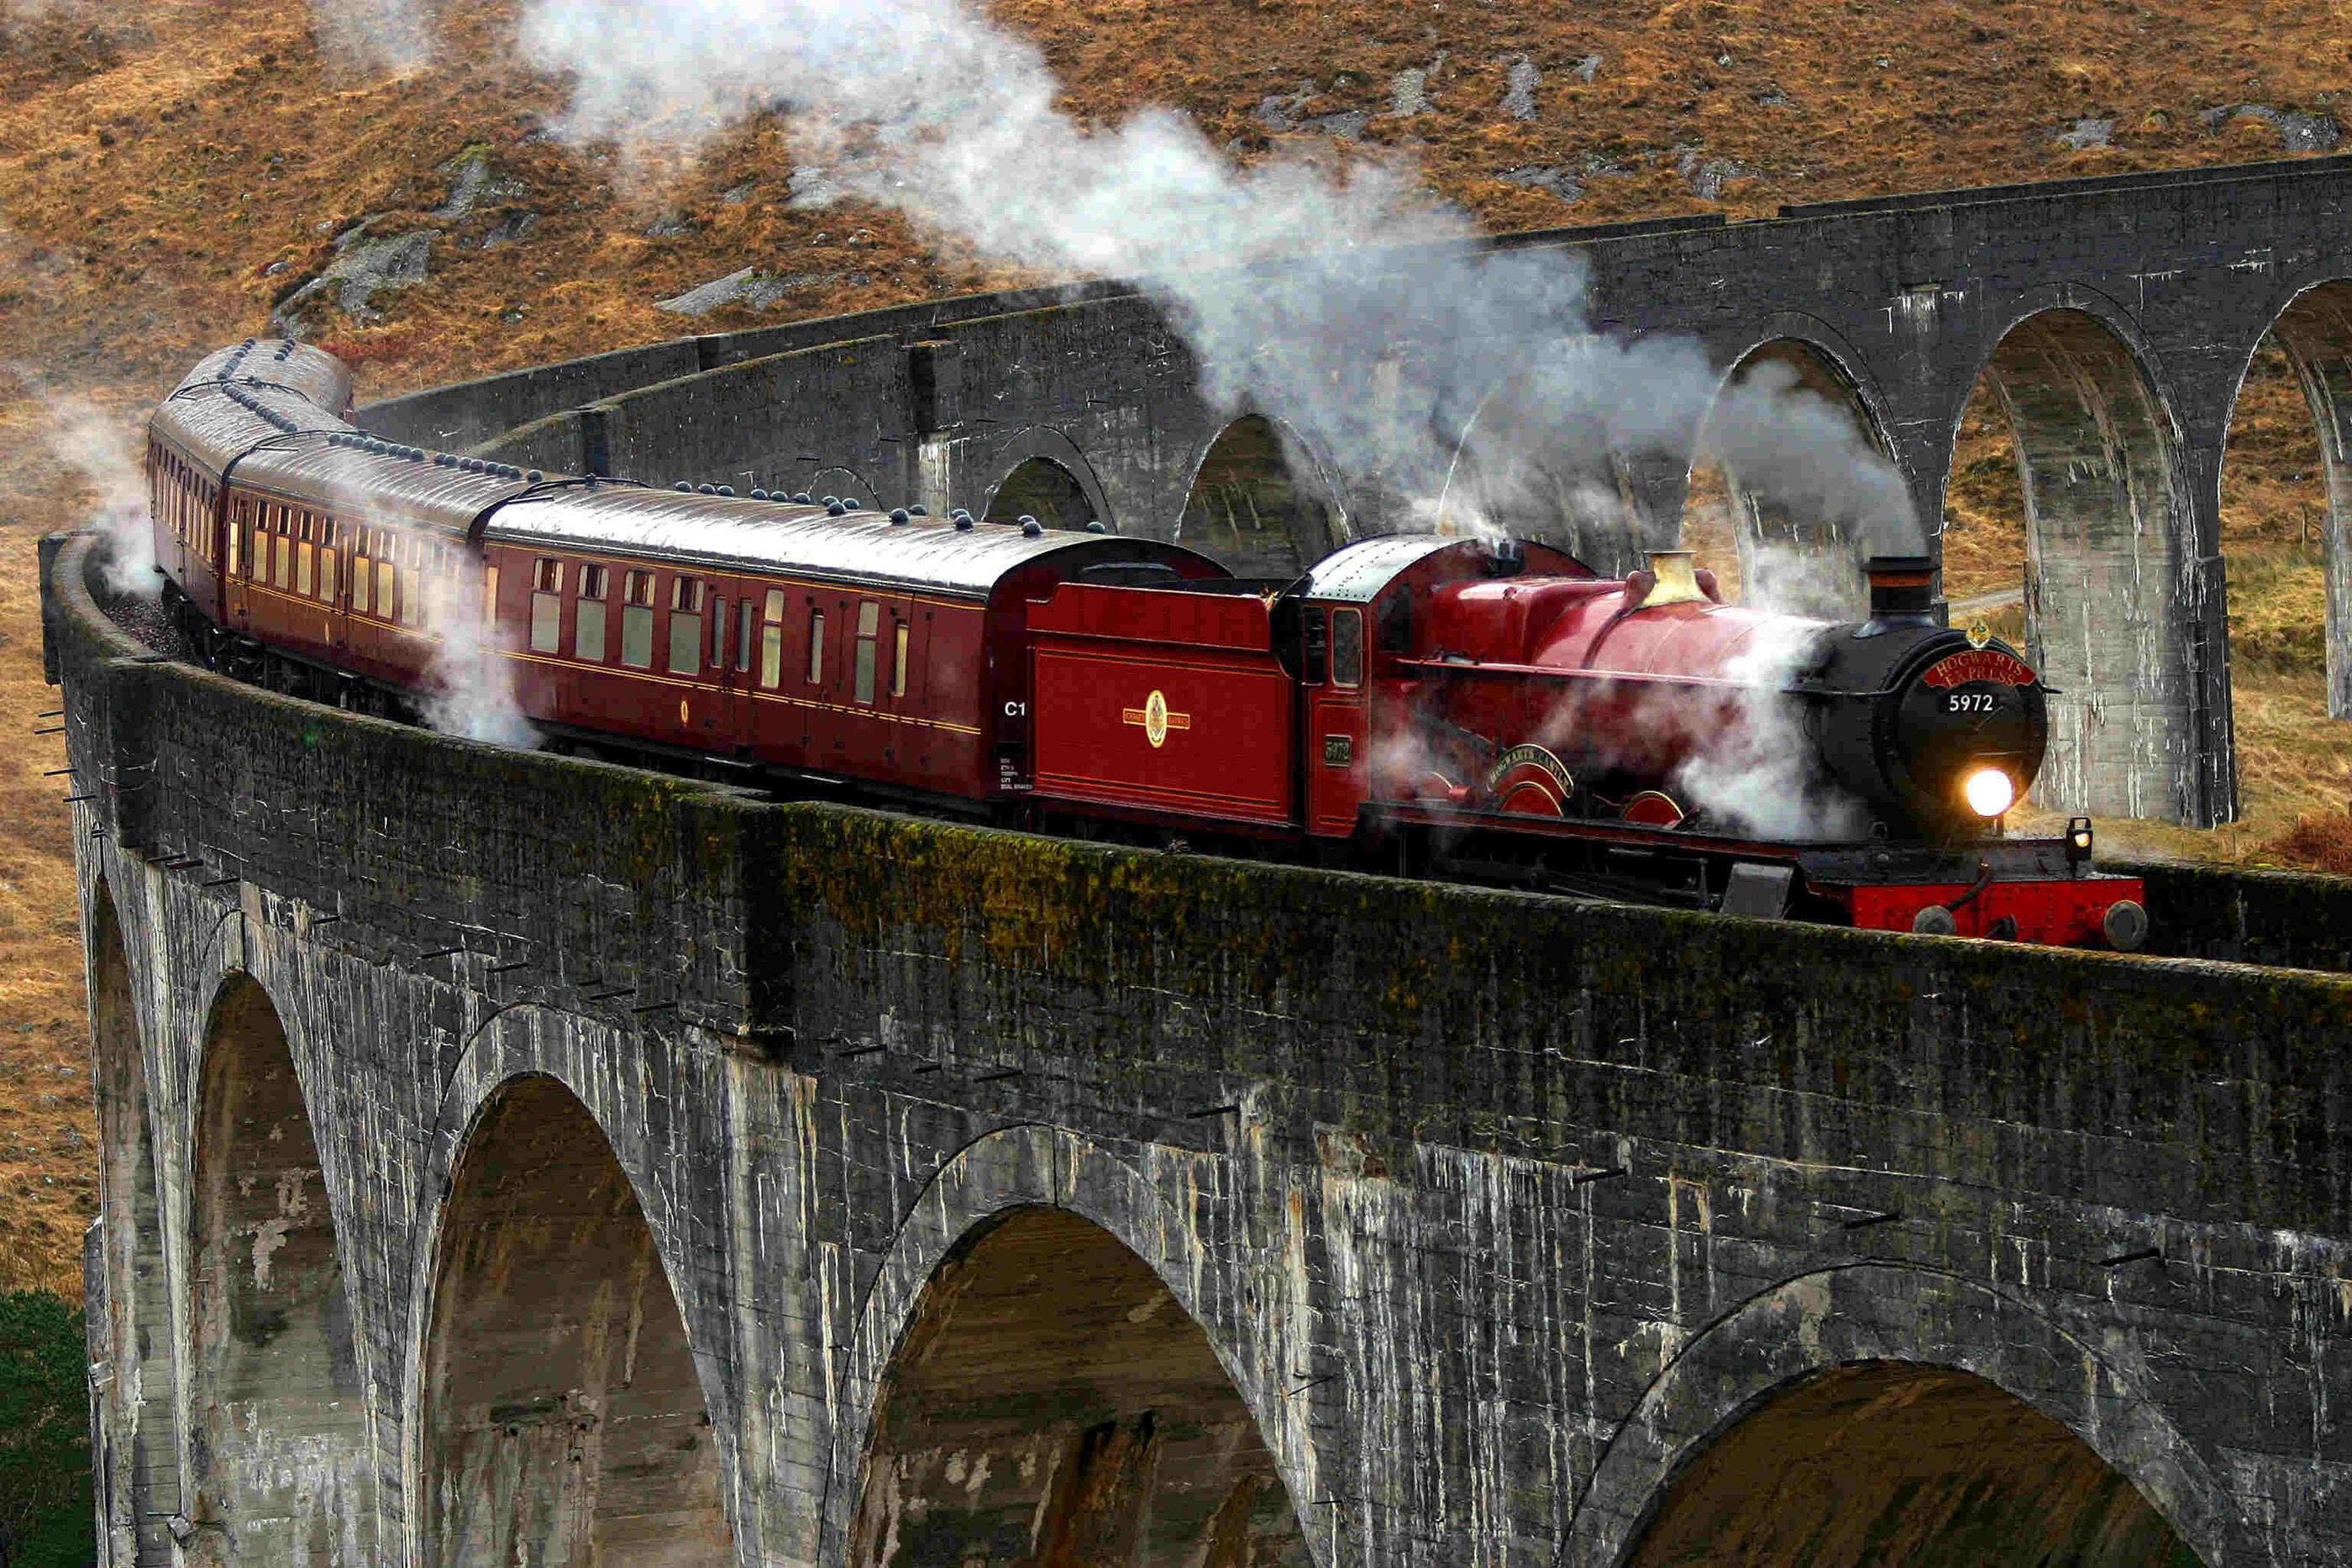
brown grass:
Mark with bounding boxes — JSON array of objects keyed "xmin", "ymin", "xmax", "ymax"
[{"xmin": 2, "ymin": 0, "xmax": 2349, "ymax": 1285}]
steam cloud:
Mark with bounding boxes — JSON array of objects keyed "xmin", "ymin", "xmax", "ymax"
[
  {"xmin": 311, "ymin": 0, "xmax": 432, "ymax": 73},
  {"xmin": 280, "ymin": 0, "xmax": 1922, "ymax": 785},
  {"xmin": 4, "ymin": 370, "xmax": 160, "ymax": 598},
  {"xmin": 505, "ymin": 0, "xmax": 1922, "ymax": 574},
  {"xmin": 302, "ymin": 441, "xmax": 539, "ymax": 747},
  {"xmin": 1667, "ymin": 617, "xmax": 1866, "ymax": 842},
  {"xmin": 417, "ymin": 562, "xmax": 539, "ymax": 749}
]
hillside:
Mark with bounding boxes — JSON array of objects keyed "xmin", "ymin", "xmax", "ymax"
[{"xmin": 1, "ymin": 0, "xmax": 2349, "ymax": 1291}]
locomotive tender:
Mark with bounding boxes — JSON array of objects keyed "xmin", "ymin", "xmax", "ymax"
[{"xmin": 143, "ymin": 339, "xmax": 2145, "ymax": 948}]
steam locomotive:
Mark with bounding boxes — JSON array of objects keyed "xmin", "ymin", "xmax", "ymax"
[{"xmin": 142, "ymin": 339, "xmax": 2146, "ymax": 948}]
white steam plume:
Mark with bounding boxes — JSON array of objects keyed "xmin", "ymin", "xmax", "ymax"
[
  {"xmin": 4, "ymin": 371, "xmax": 160, "ymax": 597},
  {"xmin": 417, "ymin": 557, "xmax": 538, "ymax": 749},
  {"xmin": 508, "ymin": 0, "xmax": 1921, "ymax": 567},
  {"xmin": 311, "ymin": 0, "xmax": 432, "ymax": 73},
  {"xmin": 299, "ymin": 440, "xmax": 537, "ymax": 747},
  {"xmin": 1666, "ymin": 616, "xmax": 1866, "ymax": 842}
]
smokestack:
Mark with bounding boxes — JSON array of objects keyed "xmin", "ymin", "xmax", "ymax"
[
  {"xmin": 1635, "ymin": 549, "xmax": 1706, "ymax": 609},
  {"xmin": 1862, "ymin": 555, "xmax": 1937, "ymax": 627}
]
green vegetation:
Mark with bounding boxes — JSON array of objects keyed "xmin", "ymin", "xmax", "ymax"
[{"xmin": 0, "ymin": 1292, "xmax": 93, "ymax": 1568}]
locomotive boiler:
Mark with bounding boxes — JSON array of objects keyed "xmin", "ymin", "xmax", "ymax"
[{"xmin": 139, "ymin": 339, "xmax": 2145, "ymax": 948}]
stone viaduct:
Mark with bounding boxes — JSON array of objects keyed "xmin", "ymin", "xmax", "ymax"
[
  {"xmin": 361, "ymin": 150, "xmax": 2352, "ymax": 831},
  {"xmin": 52, "ymin": 153, "xmax": 2352, "ymax": 1567}
]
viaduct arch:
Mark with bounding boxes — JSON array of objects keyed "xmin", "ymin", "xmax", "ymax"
[
  {"xmin": 836, "ymin": 1127, "xmax": 1312, "ymax": 1567},
  {"xmin": 1562, "ymin": 1265, "xmax": 2230, "ymax": 1568}
]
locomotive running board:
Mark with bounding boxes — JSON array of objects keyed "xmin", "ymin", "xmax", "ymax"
[{"xmin": 1372, "ymin": 802, "xmax": 2128, "ymax": 887}]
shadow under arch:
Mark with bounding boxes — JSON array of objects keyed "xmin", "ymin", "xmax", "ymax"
[
  {"xmin": 184, "ymin": 971, "xmax": 373, "ymax": 1565},
  {"xmin": 1178, "ymin": 414, "xmax": 1346, "ymax": 579},
  {"xmin": 986, "ymin": 457, "xmax": 1096, "ymax": 531},
  {"xmin": 829, "ymin": 1123, "xmax": 1317, "ymax": 1568},
  {"xmin": 88, "ymin": 879, "xmax": 181, "ymax": 1565},
  {"xmin": 1683, "ymin": 329, "xmax": 1902, "ymax": 619},
  {"xmin": 1947, "ymin": 296, "xmax": 2204, "ymax": 823},
  {"xmin": 413, "ymin": 1069, "xmax": 734, "ymax": 1565},
  {"xmin": 1558, "ymin": 1264, "xmax": 2234, "ymax": 1568},
  {"xmin": 2250, "ymin": 275, "xmax": 2352, "ymax": 720},
  {"xmin": 981, "ymin": 427, "xmax": 1116, "ymax": 532}
]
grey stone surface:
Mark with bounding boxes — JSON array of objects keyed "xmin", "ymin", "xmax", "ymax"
[
  {"xmin": 2058, "ymin": 117, "xmax": 2116, "ymax": 150},
  {"xmin": 475, "ymin": 209, "xmax": 538, "ymax": 249},
  {"xmin": 270, "ymin": 231, "xmax": 431, "ymax": 332},
  {"xmin": 42, "ymin": 527, "xmax": 2352, "ymax": 1568},
  {"xmin": 1497, "ymin": 165, "xmax": 1584, "ymax": 203},
  {"xmin": 786, "ymin": 167, "xmax": 840, "ymax": 208},
  {"xmin": 2206, "ymin": 103, "xmax": 2343, "ymax": 153},
  {"xmin": 1677, "ymin": 148, "xmax": 1761, "ymax": 200},
  {"xmin": 1391, "ymin": 55, "xmax": 1445, "ymax": 118},
  {"xmin": 1502, "ymin": 56, "xmax": 1541, "ymax": 121},
  {"xmin": 656, "ymin": 268, "xmax": 850, "ymax": 316},
  {"xmin": 655, "ymin": 266, "xmax": 762, "ymax": 316},
  {"xmin": 1257, "ymin": 83, "xmax": 1373, "ymax": 140},
  {"xmin": 431, "ymin": 152, "xmax": 492, "ymax": 219}
]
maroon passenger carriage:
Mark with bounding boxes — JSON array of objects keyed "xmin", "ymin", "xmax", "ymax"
[{"xmin": 144, "ymin": 339, "xmax": 2147, "ymax": 948}]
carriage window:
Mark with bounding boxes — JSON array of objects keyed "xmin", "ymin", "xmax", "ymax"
[
  {"xmin": 321, "ymin": 541, "xmax": 339, "ymax": 601},
  {"xmin": 401, "ymin": 535, "xmax": 423, "ymax": 627},
  {"xmin": 575, "ymin": 564, "xmax": 608, "ymax": 662},
  {"xmin": 296, "ymin": 515, "xmax": 315, "ymax": 597},
  {"xmin": 736, "ymin": 599, "xmax": 755, "ymax": 674},
  {"xmin": 853, "ymin": 600, "xmax": 880, "ymax": 705},
  {"xmin": 1331, "ymin": 608, "xmax": 1364, "ymax": 690},
  {"xmin": 892, "ymin": 621, "xmax": 910, "ymax": 699},
  {"xmin": 228, "ymin": 501, "xmax": 245, "ymax": 578},
  {"xmin": 375, "ymin": 533, "xmax": 396, "ymax": 620},
  {"xmin": 709, "ymin": 596, "xmax": 727, "ymax": 668},
  {"xmin": 350, "ymin": 528, "xmax": 370, "ymax": 613},
  {"xmin": 480, "ymin": 564, "xmax": 497, "ymax": 632},
  {"xmin": 1300, "ymin": 606, "xmax": 1329, "ymax": 684},
  {"xmin": 621, "ymin": 569, "xmax": 655, "ymax": 669},
  {"xmin": 530, "ymin": 557, "xmax": 564, "ymax": 653},
  {"xmin": 274, "ymin": 511, "xmax": 292, "ymax": 591},
  {"xmin": 669, "ymin": 577, "xmax": 706, "ymax": 675},
  {"xmin": 806, "ymin": 606, "xmax": 826, "ymax": 685},
  {"xmin": 759, "ymin": 590, "xmax": 784, "ymax": 690}
]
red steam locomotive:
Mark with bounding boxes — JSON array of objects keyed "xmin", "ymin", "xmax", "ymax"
[{"xmin": 144, "ymin": 339, "xmax": 2146, "ymax": 947}]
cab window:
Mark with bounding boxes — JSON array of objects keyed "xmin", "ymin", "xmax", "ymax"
[
  {"xmin": 1331, "ymin": 608, "xmax": 1364, "ymax": 690},
  {"xmin": 1300, "ymin": 606, "xmax": 1329, "ymax": 685}
]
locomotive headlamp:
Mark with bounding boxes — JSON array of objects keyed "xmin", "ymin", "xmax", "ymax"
[
  {"xmin": 1963, "ymin": 768, "xmax": 2016, "ymax": 819},
  {"xmin": 2066, "ymin": 815, "xmax": 2094, "ymax": 866}
]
